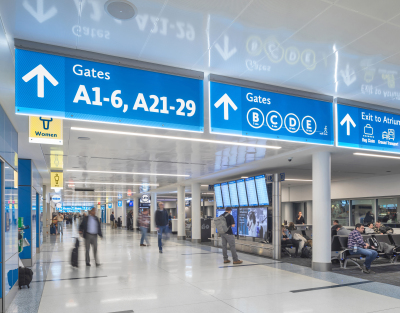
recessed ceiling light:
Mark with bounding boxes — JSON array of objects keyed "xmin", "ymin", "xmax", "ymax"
[
  {"xmin": 354, "ymin": 152, "xmax": 400, "ymax": 160},
  {"xmin": 66, "ymin": 169, "xmax": 189, "ymax": 177},
  {"xmin": 70, "ymin": 182, "xmax": 158, "ymax": 186},
  {"xmin": 71, "ymin": 127, "xmax": 281, "ymax": 149},
  {"xmin": 78, "ymin": 137, "xmax": 90, "ymax": 140},
  {"xmin": 241, "ymin": 176, "xmax": 248, "ymax": 179},
  {"xmin": 104, "ymin": 0, "xmax": 137, "ymax": 20}
]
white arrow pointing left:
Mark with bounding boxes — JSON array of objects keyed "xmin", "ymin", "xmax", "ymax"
[{"xmin": 22, "ymin": 64, "xmax": 59, "ymax": 98}]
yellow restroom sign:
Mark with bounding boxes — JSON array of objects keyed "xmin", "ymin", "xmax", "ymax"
[
  {"xmin": 51, "ymin": 172, "xmax": 63, "ymax": 189},
  {"xmin": 29, "ymin": 116, "xmax": 63, "ymax": 145}
]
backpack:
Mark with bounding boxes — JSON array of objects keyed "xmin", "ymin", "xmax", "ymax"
[
  {"xmin": 300, "ymin": 246, "xmax": 312, "ymax": 258},
  {"xmin": 18, "ymin": 267, "xmax": 33, "ymax": 289},
  {"xmin": 71, "ymin": 238, "xmax": 79, "ymax": 268},
  {"xmin": 214, "ymin": 214, "xmax": 229, "ymax": 234}
]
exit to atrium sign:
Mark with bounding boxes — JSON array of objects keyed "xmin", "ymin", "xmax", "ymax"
[{"xmin": 15, "ymin": 49, "xmax": 204, "ymax": 132}]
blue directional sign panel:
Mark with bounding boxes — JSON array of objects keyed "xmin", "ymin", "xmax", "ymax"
[
  {"xmin": 118, "ymin": 200, "xmax": 122, "ymax": 207},
  {"xmin": 210, "ymin": 82, "xmax": 333, "ymax": 145},
  {"xmin": 337, "ymin": 104, "xmax": 400, "ymax": 153},
  {"xmin": 16, "ymin": 49, "xmax": 204, "ymax": 132}
]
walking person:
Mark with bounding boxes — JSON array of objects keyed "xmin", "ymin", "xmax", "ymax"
[
  {"xmin": 110, "ymin": 211, "xmax": 115, "ymax": 229},
  {"xmin": 221, "ymin": 207, "xmax": 243, "ymax": 264},
  {"xmin": 57, "ymin": 212, "xmax": 64, "ymax": 235},
  {"xmin": 138, "ymin": 208, "xmax": 150, "ymax": 246},
  {"xmin": 79, "ymin": 207, "xmax": 103, "ymax": 267},
  {"xmin": 155, "ymin": 202, "xmax": 169, "ymax": 253}
]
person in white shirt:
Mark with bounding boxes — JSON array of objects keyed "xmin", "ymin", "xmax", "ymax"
[{"xmin": 79, "ymin": 207, "xmax": 103, "ymax": 267}]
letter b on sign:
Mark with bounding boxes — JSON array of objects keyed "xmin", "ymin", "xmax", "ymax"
[{"xmin": 247, "ymin": 108, "xmax": 264, "ymax": 129}]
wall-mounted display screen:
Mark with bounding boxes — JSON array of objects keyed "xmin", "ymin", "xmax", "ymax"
[
  {"xmin": 245, "ymin": 177, "xmax": 258, "ymax": 206},
  {"xmin": 255, "ymin": 175, "xmax": 269, "ymax": 206},
  {"xmin": 228, "ymin": 181, "xmax": 239, "ymax": 207},
  {"xmin": 214, "ymin": 184, "xmax": 224, "ymax": 208},
  {"xmin": 216, "ymin": 208, "xmax": 238, "ymax": 235},
  {"xmin": 238, "ymin": 207, "xmax": 268, "ymax": 238},
  {"xmin": 236, "ymin": 179, "xmax": 248, "ymax": 207},
  {"xmin": 221, "ymin": 182, "xmax": 231, "ymax": 207}
]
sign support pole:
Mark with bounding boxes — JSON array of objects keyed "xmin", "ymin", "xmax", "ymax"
[{"xmin": 273, "ymin": 173, "xmax": 281, "ymax": 260}]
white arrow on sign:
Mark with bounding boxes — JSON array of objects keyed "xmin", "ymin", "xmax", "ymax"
[
  {"xmin": 23, "ymin": 0, "xmax": 57, "ymax": 23},
  {"xmin": 215, "ymin": 35, "xmax": 237, "ymax": 61},
  {"xmin": 340, "ymin": 113, "xmax": 356, "ymax": 136},
  {"xmin": 22, "ymin": 64, "xmax": 59, "ymax": 98},
  {"xmin": 214, "ymin": 93, "xmax": 237, "ymax": 120}
]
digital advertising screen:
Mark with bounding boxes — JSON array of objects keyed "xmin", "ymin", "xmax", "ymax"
[
  {"xmin": 236, "ymin": 179, "xmax": 248, "ymax": 207},
  {"xmin": 228, "ymin": 181, "xmax": 239, "ymax": 207},
  {"xmin": 214, "ymin": 184, "xmax": 224, "ymax": 208},
  {"xmin": 238, "ymin": 207, "xmax": 268, "ymax": 238},
  {"xmin": 245, "ymin": 177, "xmax": 258, "ymax": 206},
  {"xmin": 216, "ymin": 208, "xmax": 238, "ymax": 235},
  {"xmin": 255, "ymin": 175, "xmax": 269, "ymax": 206},
  {"xmin": 221, "ymin": 182, "xmax": 231, "ymax": 207}
]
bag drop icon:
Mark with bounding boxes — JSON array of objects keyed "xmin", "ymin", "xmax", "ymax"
[{"xmin": 364, "ymin": 124, "xmax": 373, "ymax": 135}]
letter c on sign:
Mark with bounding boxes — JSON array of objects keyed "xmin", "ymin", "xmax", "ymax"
[
  {"xmin": 271, "ymin": 115, "xmax": 278, "ymax": 125},
  {"xmin": 73, "ymin": 64, "xmax": 83, "ymax": 76}
]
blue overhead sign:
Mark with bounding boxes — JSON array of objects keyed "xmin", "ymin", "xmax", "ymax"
[
  {"xmin": 16, "ymin": 49, "xmax": 204, "ymax": 132},
  {"xmin": 210, "ymin": 82, "xmax": 333, "ymax": 145},
  {"xmin": 337, "ymin": 104, "xmax": 400, "ymax": 153},
  {"xmin": 118, "ymin": 200, "xmax": 122, "ymax": 207}
]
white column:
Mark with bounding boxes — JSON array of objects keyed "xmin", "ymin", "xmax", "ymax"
[
  {"xmin": 177, "ymin": 185, "xmax": 185, "ymax": 240},
  {"xmin": 121, "ymin": 201, "xmax": 127, "ymax": 227},
  {"xmin": 133, "ymin": 196, "xmax": 139, "ymax": 230},
  {"xmin": 191, "ymin": 183, "xmax": 201, "ymax": 243},
  {"xmin": 312, "ymin": 151, "xmax": 331, "ymax": 272},
  {"xmin": 150, "ymin": 193, "xmax": 157, "ymax": 233},
  {"xmin": 306, "ymin": 201, "xmax": 313, "ymax": 225}
]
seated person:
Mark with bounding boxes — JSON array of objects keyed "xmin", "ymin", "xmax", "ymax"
[
  {"xmin": 373, "ymin": 222, "xmax": 384, "ymax": 234},
  {"xmin": 365, "ymin": 222, "xmax": 375, "ymax": 234},
  {"xmin": 331, "ymin": 224, "xmax": 340, "ymax": 237},
  {"xmin": 337, "ymin": 225, "xmax": 351, "ymax": 236},
  {"xmin": 281, "ymin": 226, "xmax": 300, "ymax": 257},
  {"xmin": 331, "ymin": 220, "xmax": 339, "ymax": 231},
  {"xmin": 348, "ymin": 223, "xmax": 378, "ymax": 274},
  {"xmin": 287, "ymin": 222, "xmax": 297, "ymax": 230}
]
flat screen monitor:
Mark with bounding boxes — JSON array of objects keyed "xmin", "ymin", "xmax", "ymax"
[
  {"xmin": 228, "ymin": 181, "xmax": 239, "ymax": 207},
  {"xmin": 214, "ymin": 184, "xmax": 224, "ymax": 208},
  {"xmin": 236, "ymin": 179, "xmax": 248, "ymax": 207},
  {"xmin": 216, "ymin": 208, "xmax": 238, "ymax": 235},
  {"xmin": 245, "ymin": 177, "xmax": 258, "ymax": 206},
  {"xmin": 221, "ymin": 182, "xmax": 231, "ymax": 207},
  {"xmin": 238, "ymin": 207, "xmax": 268, "ymax": 238},
  {"xmin": 255, "ymin": 175, "xmax": 269, "ymax": 206}
]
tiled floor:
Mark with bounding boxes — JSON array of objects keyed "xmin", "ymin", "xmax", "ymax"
[{"xmin": 7, "ymin": 222, "xmax": 400, "ymax": 313}]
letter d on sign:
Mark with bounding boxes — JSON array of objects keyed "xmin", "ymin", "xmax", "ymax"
[{"xmin": 289, "ymin": 117, "xmax": 296, "ymax": 127}]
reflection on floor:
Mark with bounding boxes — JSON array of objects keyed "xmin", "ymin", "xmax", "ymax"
[{"xmin": 6, "ymin": 222, "xmax": 400, "ymax": 313}]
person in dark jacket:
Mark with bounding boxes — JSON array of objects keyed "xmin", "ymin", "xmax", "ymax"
[
  {"xmin": 79, "ymin": 207, "xmax": 103, "ymax": 266},
  {"xmin": 155, "ymin": 202, "xmax": 169, "ymax": 253},
  {"xmin": 364, "ymin": 211, "xmax": 374, "ymax": 225}
]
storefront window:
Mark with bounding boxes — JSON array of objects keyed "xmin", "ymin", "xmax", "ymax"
[
  {"xmin": 351, "ymin": 199, "xmax": 375, "ymax": 226},
  {"xmin": 377, "ymin": 198, "xmax": 398, "ymax": 223},
  {"xmin": 331, "ymin": 200, "xmax": 349, "ymax": 226}
]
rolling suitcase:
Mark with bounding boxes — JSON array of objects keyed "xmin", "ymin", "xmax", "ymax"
[
  {"xmin": 18, "ymin": 267, "xmax": 33, "ymax": 289},
  {"xmin": 71, "ymin": 238, "xmax": 79, "ymax": 268},
  {"xmin": 50, "ymin": 223, "xmax": 56, "ymax": 235}
]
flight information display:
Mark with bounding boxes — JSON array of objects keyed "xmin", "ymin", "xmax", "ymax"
[
  {"xmin": 255, "ymin": 175, "xmax": 269, "ymax": 206},
  {"xmin": 216, "ymin": 208, "xmax": 238, "ymax": 235},
  {"xmin": 245, "ymin": 177, "xmax": 258, "ymax": 206},
  {"xmin": 236, "ymin": 179, "xmax": 248, "ymax": 207},
  {"xmin": 228, "ymin": 181, "xmax": 239, "ymax": 207},
  {"xmin": 221, "ymin": 182, "xmax": 231, "ymax": 207},
  {"xmin": 214, "ymin": 184, "xmax": 224, "ymax": 208}
]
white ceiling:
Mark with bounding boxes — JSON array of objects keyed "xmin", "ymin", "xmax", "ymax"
[{"xmin": 1, "ymin": 0, "xmax": 400, "ymax": 202}]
